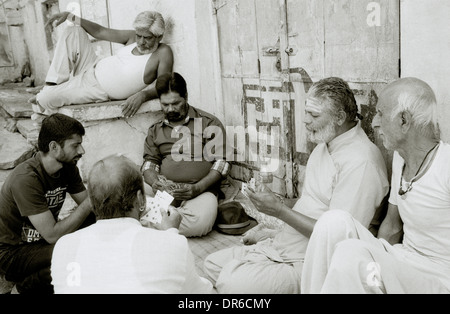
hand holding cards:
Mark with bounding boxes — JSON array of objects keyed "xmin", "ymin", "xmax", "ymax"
[
  {"xmin": 157, "ymin": 175, "xmax": 189, "ymax": 193},
  {"xmin": 140, "ymin": 191, "xmax": 174, "ymax": 225},
  {"xmin": 242, "ymin": 177, "xmax": 267, "ymax": 198}
]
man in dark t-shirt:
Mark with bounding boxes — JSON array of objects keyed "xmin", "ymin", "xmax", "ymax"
[{"xmin": 0, "ymin": 113, "xmax": 94, "ymax": 294}]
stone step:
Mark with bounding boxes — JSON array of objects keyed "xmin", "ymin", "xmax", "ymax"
[
  {"xmin": 0, "ymin": 86, "xmax": 162, "ymax": 123},
  {"xmin": 16, "ymin": 118, "xmax": 40, "ymax": 145},
  {"xmin": 58, "ymin": 98, "xmax": 161, "ymax": 122},
  {"xmin": 0, "ymin": 86, "xmax": 164, "ymax": 179},
  {"xmin": 0, "ymin": 89, "xmax": 34, "ymax": 118},
  {"xmin": 0, "ymin": 127, "xmax": 35, "ymax": 170}
]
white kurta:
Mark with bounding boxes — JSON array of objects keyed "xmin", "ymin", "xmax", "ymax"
[
  {"xmin": 203, "ymin": 124, "xmax": 389, "ymax": 293},
  {"xmin": 51, "ymin": 218, "xmax": 215, "ymax": 294},
  {"xmin": 36, "ymin": 26, "xmax": 109, "ymax": 113},
  {"xmin": 390, "ymin": 143, "xmax": 450, "ymax": 268},
  {"xmin": 301, "ymin": 142, "xmax": 450, "ymax": 294},
  {"xmin": 36, "ymin": 26, "xmax": 151, "ymax": 112}
]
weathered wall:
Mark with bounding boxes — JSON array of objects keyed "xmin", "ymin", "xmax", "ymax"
[
  {"xmin": 54, "ymin": 0, "xmax": 221, "ymax": 118},
  {"xmin": 22, "ymin": 0, "xmax": 60, "ymax": 86},
  {"xmin": 2, "ymin": 0, "xmax": 449, "ymax": 196},
  {"xmin": 400, "ymin": 0, "xmax": 450, "ymax": 142},
  {"xmin": 215, "ymin": 0, "xmax": 399, "ymax": 196},
  {"xmin": 0, "ymin": 0, "xmax": 29, "ymax": 83},
  {"xmin": 77, "ymin": 111, "xmax": 164, "ymax": 181}
]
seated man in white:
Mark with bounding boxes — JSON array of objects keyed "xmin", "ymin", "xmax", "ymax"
[
  {"xmin": 51, "ymin": 155, "xmax": 214, "ymax": 294},
  {"xmin": 301, "ymin": 77, "xmax": 450, "ymax": 294},
  {"xmin": 203, "ymin": 77, "xmax": 390, "ymax": 294},
  {"xmin": 32, "ymin": 10, "xmax": 173, "ymax": 120}
]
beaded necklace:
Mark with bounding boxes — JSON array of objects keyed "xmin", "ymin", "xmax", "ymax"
[{"xmin": 398, "ymin": 143, "xmax": 440, "ymax": 200}]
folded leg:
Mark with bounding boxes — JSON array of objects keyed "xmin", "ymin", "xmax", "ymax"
[{"xmin": 46, "ymin": 25, "xmax": 99, "ymax": 84}]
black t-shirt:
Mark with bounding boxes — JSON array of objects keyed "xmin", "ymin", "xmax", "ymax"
[{"xmin": 0, "ymin": 153, "xmax": 85, "ymax": 245}]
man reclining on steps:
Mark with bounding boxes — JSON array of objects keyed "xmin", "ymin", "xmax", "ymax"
[{"xmin": 30, "ymin": 10, "xmax": 173, "ymax": 123}]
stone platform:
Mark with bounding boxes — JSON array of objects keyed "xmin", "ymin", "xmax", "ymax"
[
  {"xmin": 55, "ymin": 99, "xmax": 164, "ymax": 181},
  {"xmin": 0, "ymin": 86, "xmax": 164, "ymax": 181}
]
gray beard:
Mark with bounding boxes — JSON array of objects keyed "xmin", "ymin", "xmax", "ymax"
[{"xmin": 307, "ymin": 122, "xmax": 337, "ymax": 144}]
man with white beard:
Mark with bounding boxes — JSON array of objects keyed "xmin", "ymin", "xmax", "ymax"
[{"xmin": 203, "ymin": 77, "xmax": 389, "ymax": 294}]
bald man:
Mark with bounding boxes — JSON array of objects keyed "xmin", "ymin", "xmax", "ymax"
[
  {"xmin": 301, "ymin": 77, "xmax": 450, "ymax": 294},
  {"xmin": 51, "ymin": 155, "xmax": 214, "ymax": 294}
]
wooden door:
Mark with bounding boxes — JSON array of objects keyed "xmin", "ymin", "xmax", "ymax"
[{"xmin": 213, "ymin": 0, "xmax": 399, "ymax": 196}]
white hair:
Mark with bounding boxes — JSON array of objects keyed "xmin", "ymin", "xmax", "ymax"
[
  {"xmin": 388, "ymin": 78, "xmax": 440, "ymax": 139},
  {"xmin": 133, "ymin": 11, "xmax": 165, "ymax": 37}
]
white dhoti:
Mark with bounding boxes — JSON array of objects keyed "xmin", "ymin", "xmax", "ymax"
[
  {"xmin": 35, "ymin": 26, "xmax": 108, "ymax": 113},
  {"xmin": 203, "ymin": 124, "xmax": 389, "ymax": 294},
  {"xmin": 203, "ymin": 239, "xmax": 302, "ymax": 294},
  {"xmin": 144, "ymin": 183, "xmax": 218, "ymax": 238},
  {"xmin": 177, "ymin": 192, "xmax": 218, "ymax": 238},
  {"xmin": 301, "ymin": 210, "xmax": 450, "ymax": 294}
]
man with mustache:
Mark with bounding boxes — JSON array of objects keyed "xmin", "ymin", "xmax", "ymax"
[
  {"xmin": 301, "ymin": 78, "xmax": 450, "ymax": 294},
  {"xmin": 30, "ymin": 10, "xmax": 173, "ymax": 122},
  {"xmin": 142, "ymin": 72, "xmax": 230, "ymax": 237},
  {"xmin": 0, "ymin": 113, "xmax": 94, "ymax": 294},
  {"xmin": 203, "ymin": 77, "xmax": 389, "ymax": 293}
]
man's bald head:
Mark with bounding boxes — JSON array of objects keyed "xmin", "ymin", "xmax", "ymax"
[
  {"xmin": 378, "ymin": 77, "xmax": 440, "ymax": 139},
  {"xmin": 88, "ymin": 155, "xmax": 144, "ymax": 219}
]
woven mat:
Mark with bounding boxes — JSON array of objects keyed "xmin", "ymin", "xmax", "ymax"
[
  {"xmin": 186, "ymin": 179, "xmax": 285, "ymax": 279},
  {"xmin": 187, "ymin": 230, "xmax": 243, "ymax": 278}
]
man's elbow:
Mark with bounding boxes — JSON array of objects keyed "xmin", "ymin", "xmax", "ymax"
[
  {"xmin": 40, "ymin": 229, "xmax": 64, "ymax": 244},
  {"xmin": 42, "ymin": 234, "xmax": 60, "ymax": 245}
]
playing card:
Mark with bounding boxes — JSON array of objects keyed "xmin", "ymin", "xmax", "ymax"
[
  {"xmin": 157, "ymin": 175, "xmax": 171, "ymax": 185},
  {"xmin": 140, "ymin": 191, "xmax": 175, "ymax": 226},
  {"xmin": 166, "ymin": 182, "xmax": 188, "ymax": 192},
  {"xmin": 141, "ymin": 196, "xmax": 163, "ymax": 225},
  {"xmin": 154, "ymin": 190, "xmax": 174, "ymax": 210}
]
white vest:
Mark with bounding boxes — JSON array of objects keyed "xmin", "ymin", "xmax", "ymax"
[{"xmin": 95, "ymin": 43, "xmax": 151, "ymax": 100}]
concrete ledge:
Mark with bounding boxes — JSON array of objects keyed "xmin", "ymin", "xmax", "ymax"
[
  {"xmin": 0, "ymin": 127, "xmax": 34, "ymax": 170},
  {"xmin": 54, "ymin": 98, "xmax": 164, "ymax": 180},
  {"xmin": 58, "ymin": 99, "xmax": 162, "ymax": 122},
  {"xmin": 77, "ymin": 110, "xmax": 164, "ymax": 181},
  {"xmin": 0, "ymin": 87, "xmax": 162, "ymax": 122},
  {"xmin": 16, "ymin": 119, "xmax": 40, "ymax": 145},
  {"xmin": 0, "ymin": 89, "xmax": 34, "ymax": 118},
  {"xmin": 0, "ymin": 87, "xmax": 164, "ymax": 179}
]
